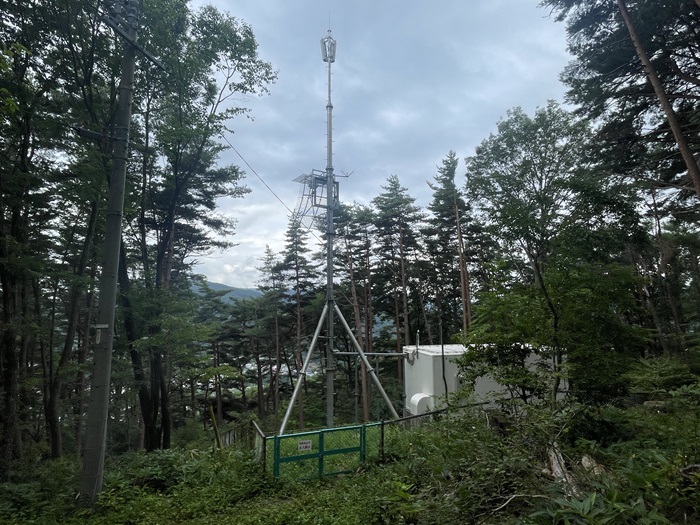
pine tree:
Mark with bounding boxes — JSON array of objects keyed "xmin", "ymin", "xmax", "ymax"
[
  {"xmin": 371, "ymin": 176, "xmax": 423, "ymax": 351},
  {"xmin": 422, "ymin": 152, "xmax": 472, "ymax": 338},
  {"xmin": 277, "ymin": 217, "xmax": 319, "ymax": 429}
]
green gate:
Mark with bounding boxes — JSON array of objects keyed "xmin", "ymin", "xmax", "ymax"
[{"xmin": 269, "ymin": 423, "xmax": 381, "ymax": 479}]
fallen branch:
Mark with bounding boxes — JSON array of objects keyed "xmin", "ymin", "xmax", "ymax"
[
  {"xmin": 492, "ymin": 494, "xmax": 550, "ymax": 514},
  {"xmin": 547, "ymin": 442, "xmax": 581, "ymax": 497},
  {"xmin": 680, "ymin": 464, "xmax": 700, "ymax": 478},
  {"xmin": 474, "ymin": 494, "xmax": 550, "ymax": 524}
]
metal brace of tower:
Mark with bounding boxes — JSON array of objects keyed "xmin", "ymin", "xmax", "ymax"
[{"xmin": 280, "ymin": 31, "xmax": 398, "ymax": 435}]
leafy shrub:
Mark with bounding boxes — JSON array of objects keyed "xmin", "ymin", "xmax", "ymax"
[
  {"xmin": 522, "ymin": 489, "xmax": 671, "ymax": 525},
  {"xmin": 624, "ymin": 356, "xmax": 695, "ymax": 396},
  {"xmin": 0, "ymin": 456, "xmax": 80, "ymax": 524},
  {"xmin": 4, "ymin": 391, "xmax": 700, "ymax": 525}
]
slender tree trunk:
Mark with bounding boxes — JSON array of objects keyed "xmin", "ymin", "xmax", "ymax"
[
  {"xmin": 0, "ymin": 89, "xmax": 35, "ymax": 475},
  {"xmin": 274, "ymin": 312, "xmax": 281, "ymax": 429},
  {"xmin": 20, "ymin": 280, "xmax": 35, "ymax": 439},
  {"xmin": 393, "ymin": 271, "xmax": 402, "ymax": 353},
  {"xmin": 46, "ymin": 200, "xmax": 99, "ymax": 458},
  {"xmin": 189, "ymin": 379, "xmax": 196, "ymax": 419},
  {"xmin": 1, "ymin": 327, "xmax": 21, "ymax": 477},
  {"xmin": 455, "ymin": 201, "xmax": 471, "ymax": 333},
  {"xmin": 416, "ymin": 273, "xmax": 434, "ymax": 345},
  {"xmin": 74, "ymin": 266, "xmax": 96, "ymax": 455},
  {"xmin": 293, "ymin": 267, "xmax": 304, "ymax": 429},
  {"xmin": 150, "ymin": 352, "xmax": 163, "ymax": 448},
  {"xmin": 158, "ymin": 356, "xmax": 170, "ymax": 449},
  {"xmin": 214, "ymin": 343, "xmax": 223, "ymax": 426},
  {"xmin": 617, "ymin": 0, "xmax": 700, "ymax": 199},
  {"xmin": 363, "ymin": 243, "xmax": 373, "ymax": 419},
  {"xmin": 119, "ymin": 246, "xmax": 157, "ymax": 450},
  {"xmin": 254, "ymin": 339, "xmax": 265, "ymax": 419},
  {"xmin": 399, "ymin": 231, "xmax": 411, "ymax": 347},
  {"xmin": 530, "ymin": 256, "xmax": 561, "ymax": 405},
  {"xmin": 345, "ymin": 234, "xmax": 370, "ymax": 421},
  {"xmin": 0, "ymin": 172, "xmax": 33, "ymax": 474}
]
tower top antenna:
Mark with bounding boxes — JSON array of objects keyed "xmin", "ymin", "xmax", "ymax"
[{"xmin": 320, "ymin": 30, "xmax": 336, "ymax": 63}]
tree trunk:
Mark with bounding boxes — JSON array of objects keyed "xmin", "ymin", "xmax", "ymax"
[
  {"xmin": 46, "ymin": 200, "xmax": 99, "ymax": 458},
  {"xmin": 274, "ymin": 312, "xmax": 281, "ymax": 429},
  {"xmin": 416, "ymin": 273, "xmax": 434, "ymax": 345},
  {"xmin": 0, "ymin": 95, "xmax": 34, "ymax": 475},
  {"xmin": 530, "ymin": 256, "xmax": 561, "ymax": 405},
  {"xmin": 73, "ymin": 267, "xmax": 96, "ymax": 456},
  {"xmin": 1, "ymin": 327, "xmax": 21, "ymax": 477},
  {"xmin": 293, "ymin": 267, "xmax": 305, "ymax": 429},
  {"xmin": 455, "ymin": 201, "xmax": 471, "ymax": 334},
  {"xmin": 158, "ymin": 355, "xmax": 170, "ymax": 449},
  {"xmin": 254, "ymin": 339, "xmax": 265, "ymax": 419},
  {"xmin": 363, "ymin": 243, "xmax": 374, "ymax": 419},
  {"xmin": 214, "ymin": 343, "xmax": 223, "ymax": 427},
  {"xmin": 118, "ymin": 246, "xmax": 158, "ymax": 450},
  {"xmin": 345, "ymin": 233, "xmax": 370, "ymax": 421},
  {"xmin": 617, "ymin": 0, "xmax": 700, "ymax": 199},
  {"xmin": 399, "ymin": 231, "xmax": 411, "ymax": 347}
]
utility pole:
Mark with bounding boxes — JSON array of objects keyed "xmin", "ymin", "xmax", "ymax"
[{"xmin": 79, "ymin": 0, "xmax": 139, "ymax": 505}]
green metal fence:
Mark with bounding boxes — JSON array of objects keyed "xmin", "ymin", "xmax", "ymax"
[
  {"xmin": 219, "ymin": 409, "xmax": 454, "ymax": 480},
  {"xmin": 267, "ymin": 422, "xmax": 382, "ymax": 479}
]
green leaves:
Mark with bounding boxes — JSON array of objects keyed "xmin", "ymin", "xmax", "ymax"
[
  {"xmin": 466, "ymin": 102, "xmax": 591, "ymax": 262},
  {"xmin": 543, "ymin": 0, "xmax": 700, "ymax": 191},
  {"xmin": 624, "ymin": 356, "xmax": 695, "ymax": 395}
]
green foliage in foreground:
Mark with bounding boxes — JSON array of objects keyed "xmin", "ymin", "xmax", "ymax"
[{"xmin": 2, "ymin": 385, "xmax": 699, "ymax": 524}]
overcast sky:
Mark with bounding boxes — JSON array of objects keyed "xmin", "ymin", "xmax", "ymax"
[{"xmin": 190, "ymin": 0, "xmax": 572, "ymax": 288}]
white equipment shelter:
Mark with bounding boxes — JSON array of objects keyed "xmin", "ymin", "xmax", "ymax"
[
  {"xmin": 403, "ymin": 344, "xmax": 566, "ymax": 415},
  {"xmin": 403, "ymin": 344, "xmax": 469, "ymax": 415}
]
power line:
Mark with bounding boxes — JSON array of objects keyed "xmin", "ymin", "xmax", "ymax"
[
  {"xmin": 220, "ymin": 133, "xmax": 323, "ymax": 243},
  {"xmin": 220, "ymin": 133, "xmax": 294, "ymax": 216}
]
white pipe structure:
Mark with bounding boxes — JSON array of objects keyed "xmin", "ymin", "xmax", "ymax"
[{"xmin": 322, "ymin": 29, "xmax": 336, "ymax": 429}]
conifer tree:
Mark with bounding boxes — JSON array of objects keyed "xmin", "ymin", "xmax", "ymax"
[
  {"xmin": 422, "ymin": 152, "xmax": 472, "ymax": 338},
  {"xmin": 277, "ymin": 217, "xmax": 319, "ymax": 428},
  {"xmin": 371, "ymin": 176, "xmax": 423, "ymax": 351}
]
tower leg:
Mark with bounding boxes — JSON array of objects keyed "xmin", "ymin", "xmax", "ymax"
[
  {"xmin": 279, "ymin": 303, "xmax": 328, "ymax": 435},
  {"xmin": 334, "ymin": 304, "xmax": 399, "ymax": 419}
]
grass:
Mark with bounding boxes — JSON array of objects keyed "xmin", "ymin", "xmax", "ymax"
[{"xmin": 3, "ymin": 388, "xmax": 700, "ymax": 524}]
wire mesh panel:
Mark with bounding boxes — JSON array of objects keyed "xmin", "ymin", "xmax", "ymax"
[
  {"xmin": 269, "ymin": 424, "xmax": 380, "ymax": 479},
  {"xmin": 364, "ymin": 422, "xmax": 382, "ymax": 462},
  {"xmin": 272, "ymin": 430, "xmax": 323, "ymax": 479}
]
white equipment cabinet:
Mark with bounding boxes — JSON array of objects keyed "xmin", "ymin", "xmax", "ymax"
[{"xmin": 403, "ymin": 344, "xmax": 468, "ymax": 415}]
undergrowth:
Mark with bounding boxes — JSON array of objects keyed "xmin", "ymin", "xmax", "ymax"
[{"xmin": 2, "ymin": 384, "xmax": 699, "ymax": 524}]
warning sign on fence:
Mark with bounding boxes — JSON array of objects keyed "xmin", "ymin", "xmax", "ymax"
[{"xmin": 297, "ymin": 440, "xmax": 312, "ymax": 451}]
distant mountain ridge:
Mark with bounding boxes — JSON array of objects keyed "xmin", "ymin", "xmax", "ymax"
[{"xmin": 197, "ymin": 281, "xmax": 261, "ymax": 301}]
